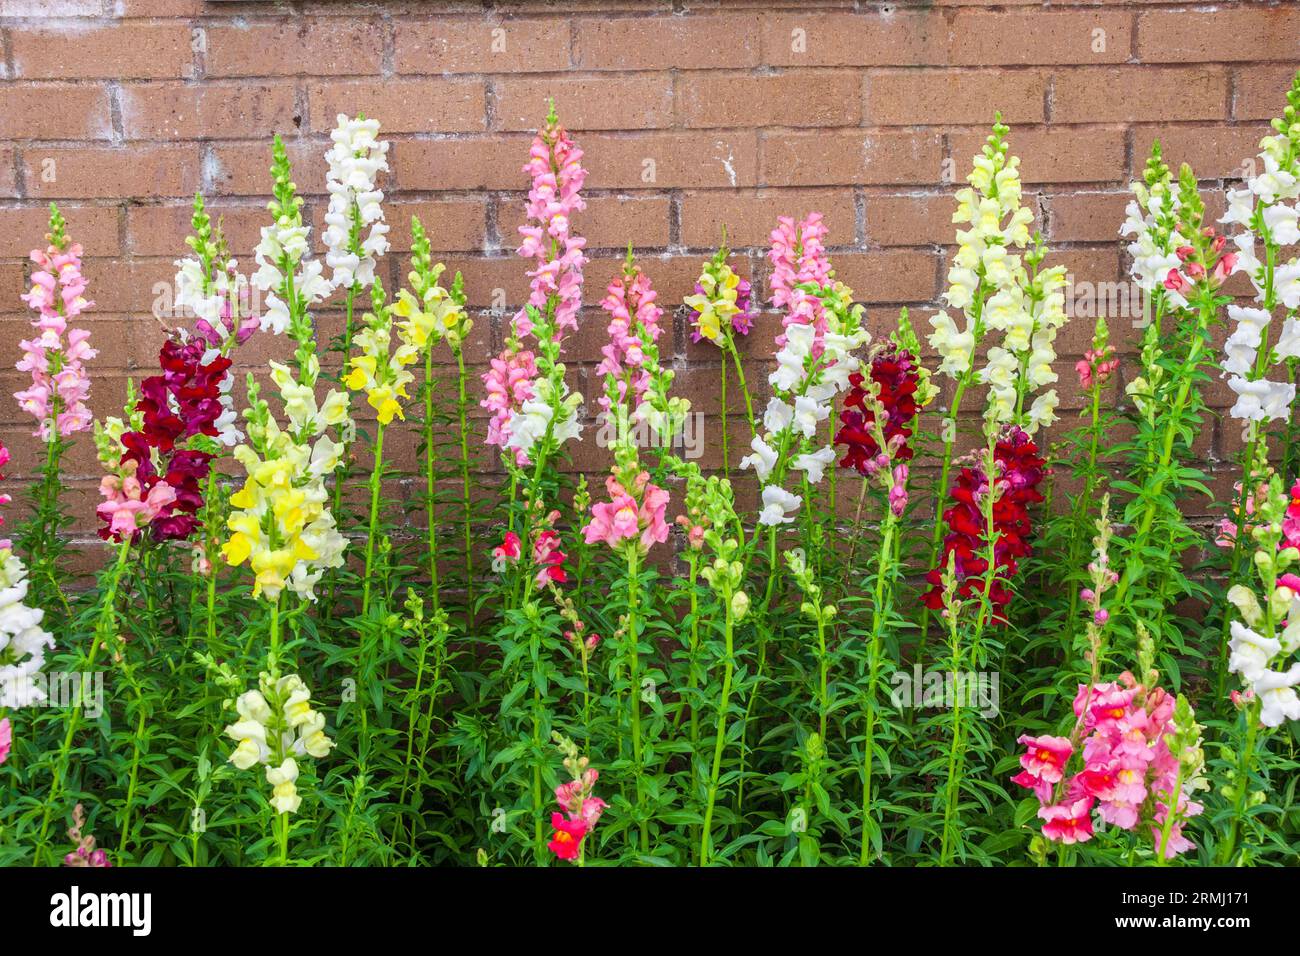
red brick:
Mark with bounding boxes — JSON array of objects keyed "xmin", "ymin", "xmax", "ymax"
[
  {"xmin": 760, "ymin": 11, "xmax": 944, "ymax": 68},
  {"xmin": 395, "ymin": 18, "xmax": 571, "ymax": 75},
  {"xmin": 679, "ymin": 189, "xmax": 856, "ymax": 248},
  {"xmin": 949, "ymin": 126, "xmax": 1126, "ymax": 184},
  {"xmin": 499, "ymin": 194, "xmax": 670, "ymax": 251},
  {"xmin": 22, "ymin": 146, "xmax": 202, "ymax": 200},
  {"xmin": 385, "ymin": 199, "xmax": 488, "ymax": 254},
  {"xmin": 0, "ymin": 83, "xmax": 113, "ymax": 140},
  {"xmin": 309, "ymin": 79, "xmax": 486, "ymax": 135},
  {"xmin": 120, "ymin": 82, "xmax": 299, "ymax": 141},
  {"xmin": 574, "ymin": 15, "xmax": 759, "ymax": 70},
  {"xmin": 761, "ymin": 130, "xmax": 943, "ymax": 187},
  {"xmin": 206, "ymin": 19, "xmax": 384, "ymax": 77},
  {"xmin": 865, "ymin": 191, "xmax": 958, "ymax": 246},
  {"xmin": 0, "ymin": 148, "xmax": 15, "ymax": 199},
  {"xmin": 209, "ymin": 140, "xmax": 329, "ymax": 197},
  {"xmin": 678, "ymin": 71, "xmax": 861, "ymax": 129},
  {"xmin": 392, "ymin": 137, "xmax": 532, "ymax": 192},
  {"xmin": 11, "ymin": 23, "xmax": 195, "ymax": 80},
  {"xmin": 866, "ymin": 69, "xmax": 1046, "ymax": 126},
  {"xmin": 1053, "ymin": 67, "xmax": 1229, "ymax": 124},
  {"xmin": 0, "ymin": 205, "xmax": 120, "ymax": 259},
  {"xmin": 581, "ymin": 131, "xmax": 759, "ymax": 189},
  {"xmin": 493, "ymin": 76, "xmax": 672, "ymax": 132},
  {"xmin": 126, "ymin": 203, "xmax": 267, "ymax": 258},
  {"xmin": 1137, "ymin": 8, "xmax": 1300, "ymax": 63},
  {"xmin": 1234, "ymin": 65, "xmax": 1300, "ymax": 121},
  {"xmin": 1135, "ymin": 123, "xmax": 1273, "ymax": 181},
  {"xmin": 1045, "ymin": 191, "xmax": 1131, "ymax": 244},
  {"xmin": 834, "ymin": 250, "xmax": 938, "ymax": 303},
  {"xmin": 945, "ymin": 10, "xmax": 1133, "ymax": 66}
]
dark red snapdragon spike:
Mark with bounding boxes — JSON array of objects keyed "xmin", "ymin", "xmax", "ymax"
[
  {"xmin": 922, "ymin": 425, "xmax": 1047, "ymax": 625},
  {"xmin": 834, "ymin": 347, "xmax": 921, "ymax": 475},
  {"xmin": 99, "ymin": 336, "xmax": 229, "ymax": 542}
]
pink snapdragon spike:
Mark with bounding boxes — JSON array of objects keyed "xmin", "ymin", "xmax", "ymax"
[
  {"xmin": 516, "ymin": 102, "xmax": 588, "ymax": 341},
  {"xmin": 768, "ymin": 211, "xmax": 832, "ymax": 353},
  {"xmin": 1076, "ymin": 345, "xmax": 1119, "ymax": 390},
  {"xmin": 491, "ymin": 531, "xmax": 522, "ymax": 572},
  {"xmin": 96, "ymin": 458, "xmax": 179, "ymax": 540},
  {"xmin": 15, "ymin": 205, "xmax": 97, "ymax": 440},
  {"xmin": 1014, "ymin": 674, "xmax": 1202, "ymax": 856},
  {"xmin": 584, "ymin": 472, "xmax": 670, "ymax": 552},
  {"xmin": 482, "ymin": 350, "xmax": 539, "ymax": 467},
  {"xmin": 0, "ymin": 716, "xmax": 11, "ymax": 766},
  {"xmin": 62, "ymin": 803, "xmax": 111, "ymax": 868},
  {"xmin": 595, "ymin": 258, "xmax": 663, "ymax": 416},
  {"xmin": 481, "ymin": 103, "xmax": 587, "ymax": 465}
]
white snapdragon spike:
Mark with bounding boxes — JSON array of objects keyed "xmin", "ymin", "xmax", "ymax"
[
  {"xmin": 0, "ymin": 548, "xmax": 54, "ymax": 710},
  {"xmin": 1217, "ymin": 102, "xmax": 1300, "ymax": 430},
  {"xmin": 252, "ymin": 219, "xmax": 330, "ymax": 335},
  {"xmin": 323, "ymin": 114, "xmax": 391, "ymax": 292},
  {"xmin": 741, "ymin": 283, "xmax": 868, "ymax": 526},
  {"xmin": 504, "ymin": 376, "xmax": 583, "ymax": 460}
]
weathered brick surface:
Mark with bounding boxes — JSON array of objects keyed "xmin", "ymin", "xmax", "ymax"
[{"xmin": 0, "ymin": 0, "xmax": 1294, "ymax": 525}]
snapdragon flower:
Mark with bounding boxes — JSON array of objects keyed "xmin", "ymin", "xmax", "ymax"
[
  {"xmin": 1223, "ymin": 477, "xmax": 1300, "ymax": 727},
  {"xmin": 322, "ymin": 113, "xmax": 390, "ymax": 292},
  {"xmin": 0, "ymin": 545, "xmax": 55, "ymax": 711},
  {"xmin": 741, "ymin": 262, "xmax": 867, "ymax": 526},
  {"xmin": 482, "ymin": 104, "xmax": 587, "ymax": 467},
  {"xmin": 223, "ymin": 139, "xmax": 351, "ymax": 602},
  {"xmin": 769, "ymin": 212, "xmax": 832, "ymax": 352},
  {"xmin": 929, "ymin": 118, "xmax": 1063, "ymax": 434},
  {"xmin": 1216, "ymin": 76, "xmax": 1300, "ymax": 430},
  {"xmin": 685, "ymin": 241, "xmax": 754, "ymax": 343},
  {"xmin": 15, "ymin": 204, "xmax": 97, "ymax": 440},
  {"xmin": 173, "ymin": 195, "xmax": 260, "ymax": 448},
  {"xmin": 225, "ymin": 672, "xmax": 334, "ymax": 815},
  {"xmin": 547, "ymin": 733, "xmax": 605, "ymax": 864},
  {"xmin": 345, "ymin": 282, "xmax": 417, "ymax": 425},
  {"xmin": 584, "ymin": 257, "xmax": 678, "ymax": 554}
]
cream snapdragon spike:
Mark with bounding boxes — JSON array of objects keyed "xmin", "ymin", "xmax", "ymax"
[
  {"xmin": 251, "ymin": 146, "xmax": 333, "ymax": 336},
  {"xmin": 223, "ymin": 137, "xmax": 350, "ymax": 603},
  {"xmin": 1225, "ymin": 480, "xmax": 1300, "ymax": 728},
  {"xmin": 225, "ymin": 673, "xmax": 334, "ymax": 815},
  {"xmin": 322, "ymin": 113, "xmax": 391, "ymax": 292},
  {"xmin": 1217, "ymin": 77, "xmax": 1300, "ymax": 428},
  {"xmin": 15, "ymin": 208, "xmax": 96, "ymax": 440},
  {"xmin": 929, "ymin": 118, "xmax": 1062, "ymax": 434},
  {"xmin": 483, "ymin": 105, "xmax": 587, "ymax": 467},
  {"xmin": 742, "ymin": 230, "xmax": 867, "ymax": 526}
]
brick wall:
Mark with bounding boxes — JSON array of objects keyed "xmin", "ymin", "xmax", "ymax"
[{"xmin": 1, "ymin": 0, "xmax": 1298, "ymax": 545}]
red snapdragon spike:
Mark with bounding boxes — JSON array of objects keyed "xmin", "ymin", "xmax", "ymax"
[
  {"xmin": 99, "ymin": 336, "xmax": 230, "ymax": 543},
  {"xmin": 922, "ymin": 425, "xmax": 1047, "ymax": 624},
  {"xmin": 835, "ymin": 347, "xmax": 920, "ymax": 474}
]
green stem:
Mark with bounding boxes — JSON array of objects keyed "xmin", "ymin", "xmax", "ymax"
[
  {"xmin": 361, "ymin": 422, "xmax": 387, "ymax": 617},
  {"xmin": 424, "ymin": 347, "xmax": 441, "ymax": 610},
  {"xmin": 35, "ymin": 538, "xmax": 132, "ymax": 865},
  {"xmin": 625, "ymin": 546, "xmax": 648, "ymax": 855},
  {"xmin": 859, "ymin": 511, "xmax": 897, "ymax": 865},
  {"xmin": 699, "ymin": 590, "xmax": 735, "ymax": 867}
]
